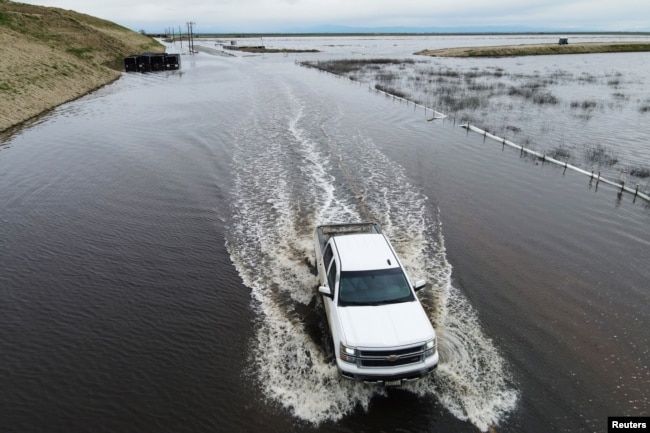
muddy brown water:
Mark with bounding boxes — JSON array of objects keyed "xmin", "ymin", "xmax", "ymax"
[{"xmin": 1, "ymin": 36, "xmax": 648, "ymax": 433}]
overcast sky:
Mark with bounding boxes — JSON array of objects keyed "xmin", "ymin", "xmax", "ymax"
[{"xmin": 17, "ymin": 0, "xmax": 650, "ymax": 33}]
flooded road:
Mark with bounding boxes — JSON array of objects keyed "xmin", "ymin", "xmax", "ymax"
[{"xmin": 1, "ymin": 37, "xmax": 648, "ymax": 433}]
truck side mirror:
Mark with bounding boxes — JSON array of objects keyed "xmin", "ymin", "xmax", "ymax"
[
  {"xmin": 318, "ymin": 286, "xmax": 333, "ymax": 298},
  {"xmin": 413, "ymin": 280, "xmax": 427, "ymax": 292}
]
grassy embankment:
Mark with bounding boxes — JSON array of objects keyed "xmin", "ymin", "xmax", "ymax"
[
  {"xmin": 416, "ymin": 41, "xmax": 650, "ymax": 57},
  {"xmin": 0, "ymin": 0, "xmax": 163, "ymax": 133}
]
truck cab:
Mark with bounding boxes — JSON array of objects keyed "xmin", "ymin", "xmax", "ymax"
[{"xmin": 315, "ymin": 223, "xmax": 438, "ymax": 385}]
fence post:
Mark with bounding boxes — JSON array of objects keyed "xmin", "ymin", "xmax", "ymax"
[{"xmin": 620, "ymin": 169, "xmax": 627, "ymax": 192}]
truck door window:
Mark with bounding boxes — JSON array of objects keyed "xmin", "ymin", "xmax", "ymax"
[
  {"xmin": 323, "ymin": 243, "xmax": 333, "ymax": 271},
  {"xmin": 327, "ymin": 260, "xmax": 337, "ymax": 292}
]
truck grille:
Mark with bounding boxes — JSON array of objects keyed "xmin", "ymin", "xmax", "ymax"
[{"xmin": 357, "ymin": 344, "xmax": 425, "ymax": 368}]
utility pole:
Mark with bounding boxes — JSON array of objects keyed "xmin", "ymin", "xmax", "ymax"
[
  {"xmin": 186, "ymin": 22, "xmax": 196, "ymax": 53},
  {"xmin": 179, "ymin": 25, "xmax": 183, "ymax": 49}
]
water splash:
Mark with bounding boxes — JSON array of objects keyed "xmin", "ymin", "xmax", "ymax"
[{"xmin": 226, "ymin": 79, "xmax": 518, "ymax": 430}]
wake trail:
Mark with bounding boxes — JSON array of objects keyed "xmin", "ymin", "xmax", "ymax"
[{"xmin": 226, "ymin": 76, "xmax": 518, "ymax": 430}]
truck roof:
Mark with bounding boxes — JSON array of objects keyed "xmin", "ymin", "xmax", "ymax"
[{"xmin": 333, "ymin": 233, "xmax": 399, "ymax": 272}]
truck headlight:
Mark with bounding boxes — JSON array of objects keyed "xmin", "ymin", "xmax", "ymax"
[
  {"xmin": 425, "ymin": 338, "xmax": 436, "ymax": 357},
  {"xmin": 339, "ymin": 343, "xmax": 357, "ymax": 363}
]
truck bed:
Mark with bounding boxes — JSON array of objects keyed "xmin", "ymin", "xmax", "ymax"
[{"xmin": 315, "ymin": 222, "xmax": 382, "ymax": 254}]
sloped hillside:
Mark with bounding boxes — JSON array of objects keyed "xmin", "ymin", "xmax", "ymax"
[{"xmin": 0, "ymin": 0, "xmax": 163, "ymax": 132}]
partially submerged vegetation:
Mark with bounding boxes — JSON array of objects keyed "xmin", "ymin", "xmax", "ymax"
[
  {"xmin": 304, "ymin": 58, "xmax": 413, "ymax": 71},
  {"xmin": 0, "ymin": 1, "xmax": 162, "ymax": 132},
  {"xmin": 416, "ymin": 42, "xmax": 650, "ymax": 57},
  {"xmin": 226, "ymin": 46, "xmax": 319, "ymax": 53},
  {"xmin": 630, "ymin": 167, "xmax": 650, "ymax": 178},
  {"xmin": 585, "ymin": 144, "xmax": 619, "ymax": 166},
  {"xmin": 547, "ymin": 145, "xmax": 572, "ymax": 161},
  {"xmin": 300, "ymin": 55, "xmax": 650, "ymax": 181},
  {"xmin": 302, "ymin": 59, "xmax": 567, "ymax": 112}
]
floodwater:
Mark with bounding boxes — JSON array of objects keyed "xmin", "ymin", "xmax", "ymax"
[{"xmin": 1, "ymin": 35, "xmax": 649, "ymax": 433}]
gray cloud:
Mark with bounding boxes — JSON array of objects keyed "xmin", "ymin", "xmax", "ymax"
[{"xmin": 18, "ymin": 0, "xmax": 650, "ymax": 32}]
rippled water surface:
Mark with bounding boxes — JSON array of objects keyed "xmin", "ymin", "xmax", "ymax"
[{"xmin": 1, "ymin": 36, "xmax": 649, "ymax": 433}]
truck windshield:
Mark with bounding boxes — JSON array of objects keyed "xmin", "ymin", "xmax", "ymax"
[{"xmin": 338, "ymin": 268, "xmax": 415, "ymax": 306}]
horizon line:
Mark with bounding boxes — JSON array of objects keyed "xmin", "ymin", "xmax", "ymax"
[{"xmin": 146, "ymin": 30, "xmax": 650, "ymax": 36}]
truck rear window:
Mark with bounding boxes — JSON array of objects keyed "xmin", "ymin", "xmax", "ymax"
[{"xmin": 338, "ymin": 268, "xmax": 415, "ymax": 306}]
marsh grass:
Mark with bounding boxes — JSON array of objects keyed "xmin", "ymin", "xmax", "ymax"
[
  {"xmin": 375, "ymin": 71, "xmax": 398, "ymax": 83},
  {"xmin": 507, "ymin": 84, "xmax": 558, "ymax": 105},
  {"xmin": 548, "ymin": 145, "xmax": 572, "ymax": 160},
  {"xmin": 585, "ymin": 144, "xmax": 619, "ymax": 166},
  {"xmin": 375, "ymin": 84, "xmax": 409, "ymax": 99},
  {"xmin": 571, "ymin": 100, "xmax": 599, "ymax": 110},
  {"xmin": 304, "ymin": 59, "xmax": 564, "ymax": 112},
  {"xmin": 301, "ymin": 58, "xmax": 414, "ymax": 75},
  {"xmin": 629, "ymin": 167, "xmax": 650, "ymax": 178},
  {"xmin": 579, "ymin": 73, "xmax": 598, "ymax": 84}
]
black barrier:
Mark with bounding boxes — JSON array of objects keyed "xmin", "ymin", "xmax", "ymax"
[{"xmin": 124, "ymin": 53, "xmax": 181, "ymax": 72}]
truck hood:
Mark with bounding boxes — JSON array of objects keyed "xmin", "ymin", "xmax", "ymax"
[{"xmin": 338, "ymin": 301, "xmax": 435, "ymax": 348}]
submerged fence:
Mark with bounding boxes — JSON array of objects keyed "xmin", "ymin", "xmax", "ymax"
[
  {"xmin": 370, "ymin": 86, "xmax": 447, "ymax": 121},
  {"xmin": 369, "ymin": 85, "xmax": 649, "ymax": 203},
  {"xmin": 367, "ymin": 82, "xmax": 649, "ymax": 203},
  {"xmin": 461, "ymin": 124, "xmax": 650, "ymax": 203}
]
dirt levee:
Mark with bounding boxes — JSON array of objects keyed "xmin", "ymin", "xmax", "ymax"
[
  {"xmin": 416, "ymin": 41, "xmax": 650, "ymax": 57},
  {"xmin": 0, "ymin": 1, "xmax": 163, "ymax": 132}
]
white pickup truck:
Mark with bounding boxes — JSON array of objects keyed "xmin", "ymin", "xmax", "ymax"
[{"xmin": 314, "ymin": 222, "xmax": 439, "ymax": 385}]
